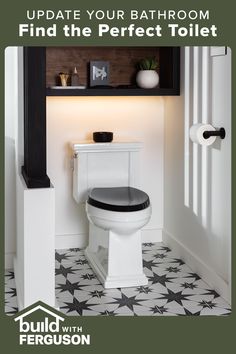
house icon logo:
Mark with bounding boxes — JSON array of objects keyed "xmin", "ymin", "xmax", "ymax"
[
  {"xmin": 14, "ymin": 303, "xmax": 64, "ymax": 334},
  {"xmin": 14, "ymin": 301, "xmax": 90, "ymax": 346}
]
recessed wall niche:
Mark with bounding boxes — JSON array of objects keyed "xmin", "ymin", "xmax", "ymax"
[
  {"xmin": 46, "ymin": 46, "xmax": 180, "ymax": 96},
  {"xmin": 22, "ymin": 46, "xmax": 180, "ymax": 188}
]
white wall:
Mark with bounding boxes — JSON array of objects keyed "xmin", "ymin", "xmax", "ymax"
[
  {"xmin": 46, "ymin": 96, "xmax": 164, "ymax": 248},
  {"xmin": 5, "ymin": 47, "xmax": 24, "ymax": 268},
  {"xmin": 5, "ymin": 47, "xmax": 17, "ymax": 268},
  {"xmin": 163, "ymin": 47, "xmax": 231, "ymax": 302},
  {"xmin": 5, "ymin": 47, "xmax": 18, "ymax": 268}
]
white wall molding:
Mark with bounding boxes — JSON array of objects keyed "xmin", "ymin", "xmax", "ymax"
[
  {"xmin": 163, "ymin": 229, "xmax": 231, "ymax": 304},
  {"xmin": 55, "ymin": 228, "xmax": 163, "ymax": 250},
  {"xmin": 141, "ymin": 229, "xmax": 163, "ymax": 243},
  {"xmin": 55, "ymin": 233, "xmax": 88, "ymax": 250},
  {"xmin": 164, "ymin": 47, "xmax": 231, "ymax": 305},
  {"xmin": 6, "ymin": 228, "xmax": 163, "ymax": 267}
]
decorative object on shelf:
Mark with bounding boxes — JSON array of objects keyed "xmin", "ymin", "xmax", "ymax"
[
  {"xmin": 90, "ymin": 61, "xmax": 109, "ymax": 87},
  {"xmin": 136, "ymin": 58, "xmax": 159, "ymax": 89},
  {"xmin": 59, "ymin": 72, "xmax": 70, "ymax": 87},
  {"xmin": 93, "ymin": 131, "xmax": 113, "ymax": 143},
  {"xmin": 71, "ymin": 67, "xmax": 80, "ymax": 86}
]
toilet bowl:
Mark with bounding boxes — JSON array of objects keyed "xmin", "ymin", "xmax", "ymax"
[
  {"xmin": 86, "ymin": 203, "xmax": 151, "ymax": 235},
  {"xmin": 86, "ymin": 186, "xmax": 151, "ymax": 234},
  {"xmin": 84, "ymin": 186, "xmax": 151, "ymax": 288}
]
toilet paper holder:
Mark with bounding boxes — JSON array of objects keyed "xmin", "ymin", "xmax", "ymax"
[{"xmin": 203, "ymin": 127, "xmax": 226, "ymax": 140}]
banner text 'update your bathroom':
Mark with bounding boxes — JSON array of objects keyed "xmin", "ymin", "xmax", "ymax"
[{"xmin": 18, "ymin": 9, "xmax": 218, "ymax": 38}]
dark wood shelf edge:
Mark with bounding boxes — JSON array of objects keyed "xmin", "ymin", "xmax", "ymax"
[
  {"xmin": 22, "ymin": 166, "xmax": 51, "ymax": 188},
  {"xmin": 23, "ymin": 47, "xmax": 51, "ymax": 189},
  {"xmin": 46, "ymin": 88, "xmax": 180, "ymax": 96}
]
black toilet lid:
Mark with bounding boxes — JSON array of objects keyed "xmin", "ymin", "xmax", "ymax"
[{"xmin": 87, "ymin": 187, "xmax": 150, "ymax": 212}]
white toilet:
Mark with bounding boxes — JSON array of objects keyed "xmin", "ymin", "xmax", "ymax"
[{"xmin": 71, "ymin": 141, "xmax": 152, "ymax": 288}]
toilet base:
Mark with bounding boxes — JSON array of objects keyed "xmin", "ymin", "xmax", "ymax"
[
  {"xmin": 85, "ymin": 248, "xmax": 148, "ymax": 288},
  {"xmin": 85, "ymin": 223, "xmax": 148, "ymax": 289}
]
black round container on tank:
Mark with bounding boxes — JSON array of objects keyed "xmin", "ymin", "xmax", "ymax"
[{"xmin": 93, "ymin": 131, "xmax": 113, "ymax": 143}]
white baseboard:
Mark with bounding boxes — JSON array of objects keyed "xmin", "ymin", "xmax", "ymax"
[
  {"xmin": 55, "ymin": 229, "xmax": 163, "ymax": 250},
  {"xmin": 141, "ymin": 228, "xmax": 163, "ymax": 243},
  {"xmin": 5, "ymin": 236, "xmax": 88, "ymax": 266},
  {"xmin": 5, "ymin": 252, "xmax": 15, "ymax": 269},
  {"xmin": 6, "ymin": 229, "xmax": 163, "ymax": 263},
  {"xmin": 55, "ymin": 233, "xmax": 88, "ymax": 250},
  {"xmin": 163, "ymin": 230, "xmax": 231, "ymax": 304}
]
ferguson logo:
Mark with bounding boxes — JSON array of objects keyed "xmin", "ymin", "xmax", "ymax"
[{"xmin": 14, "ymin": 303, "xmax": 90, "ymax": 346}]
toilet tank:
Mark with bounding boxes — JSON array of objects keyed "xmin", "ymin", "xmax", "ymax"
[{"xmin": 71, "ymin": 141, "xmax": 143, "ymax": 203}]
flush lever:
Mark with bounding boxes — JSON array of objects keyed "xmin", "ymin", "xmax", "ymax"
[
  {"xmin": 70, "ymin": 153, "xmax": 78, "ymax": 170},
  {"xmin": 203, "ymin": 127, "xmax": 226, "ymax": 140}
]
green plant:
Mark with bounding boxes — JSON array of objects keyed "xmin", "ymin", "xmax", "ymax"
[{"xmin": 137, "ymin": 57, "xmax": 158, "ymax": 70}]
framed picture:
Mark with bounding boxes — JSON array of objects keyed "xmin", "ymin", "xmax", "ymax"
[{"xmin": 90, "ymin": 61, "xmax": 110, "ymax": 86}]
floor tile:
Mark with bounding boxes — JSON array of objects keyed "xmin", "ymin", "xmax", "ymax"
[{"xmin": 5, "ymin": 242, "xmax": 231, "ymax": 317}]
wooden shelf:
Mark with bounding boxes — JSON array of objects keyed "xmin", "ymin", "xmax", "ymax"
[
  {"xmin": 46, "ymin": 47, "xmax": 180, "ymax": 97},
  {"xmin": 46, "ymin": 87, "xmax": 180, "ymax": 97}
]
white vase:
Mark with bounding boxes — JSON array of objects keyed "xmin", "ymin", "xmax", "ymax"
[{"xmin": 136, "ymin": 70, "xmax": 159, "ymax": 89}]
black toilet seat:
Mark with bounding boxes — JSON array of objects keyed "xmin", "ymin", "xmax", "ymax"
[{"xmin": 87, "ymin": 187, "xmax": 150, "ymax": 212}]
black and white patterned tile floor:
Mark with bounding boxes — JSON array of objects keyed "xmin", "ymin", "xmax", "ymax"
[{"xmin": 5, "ymin": 243, "xmax": 231, "ymax": 316}]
